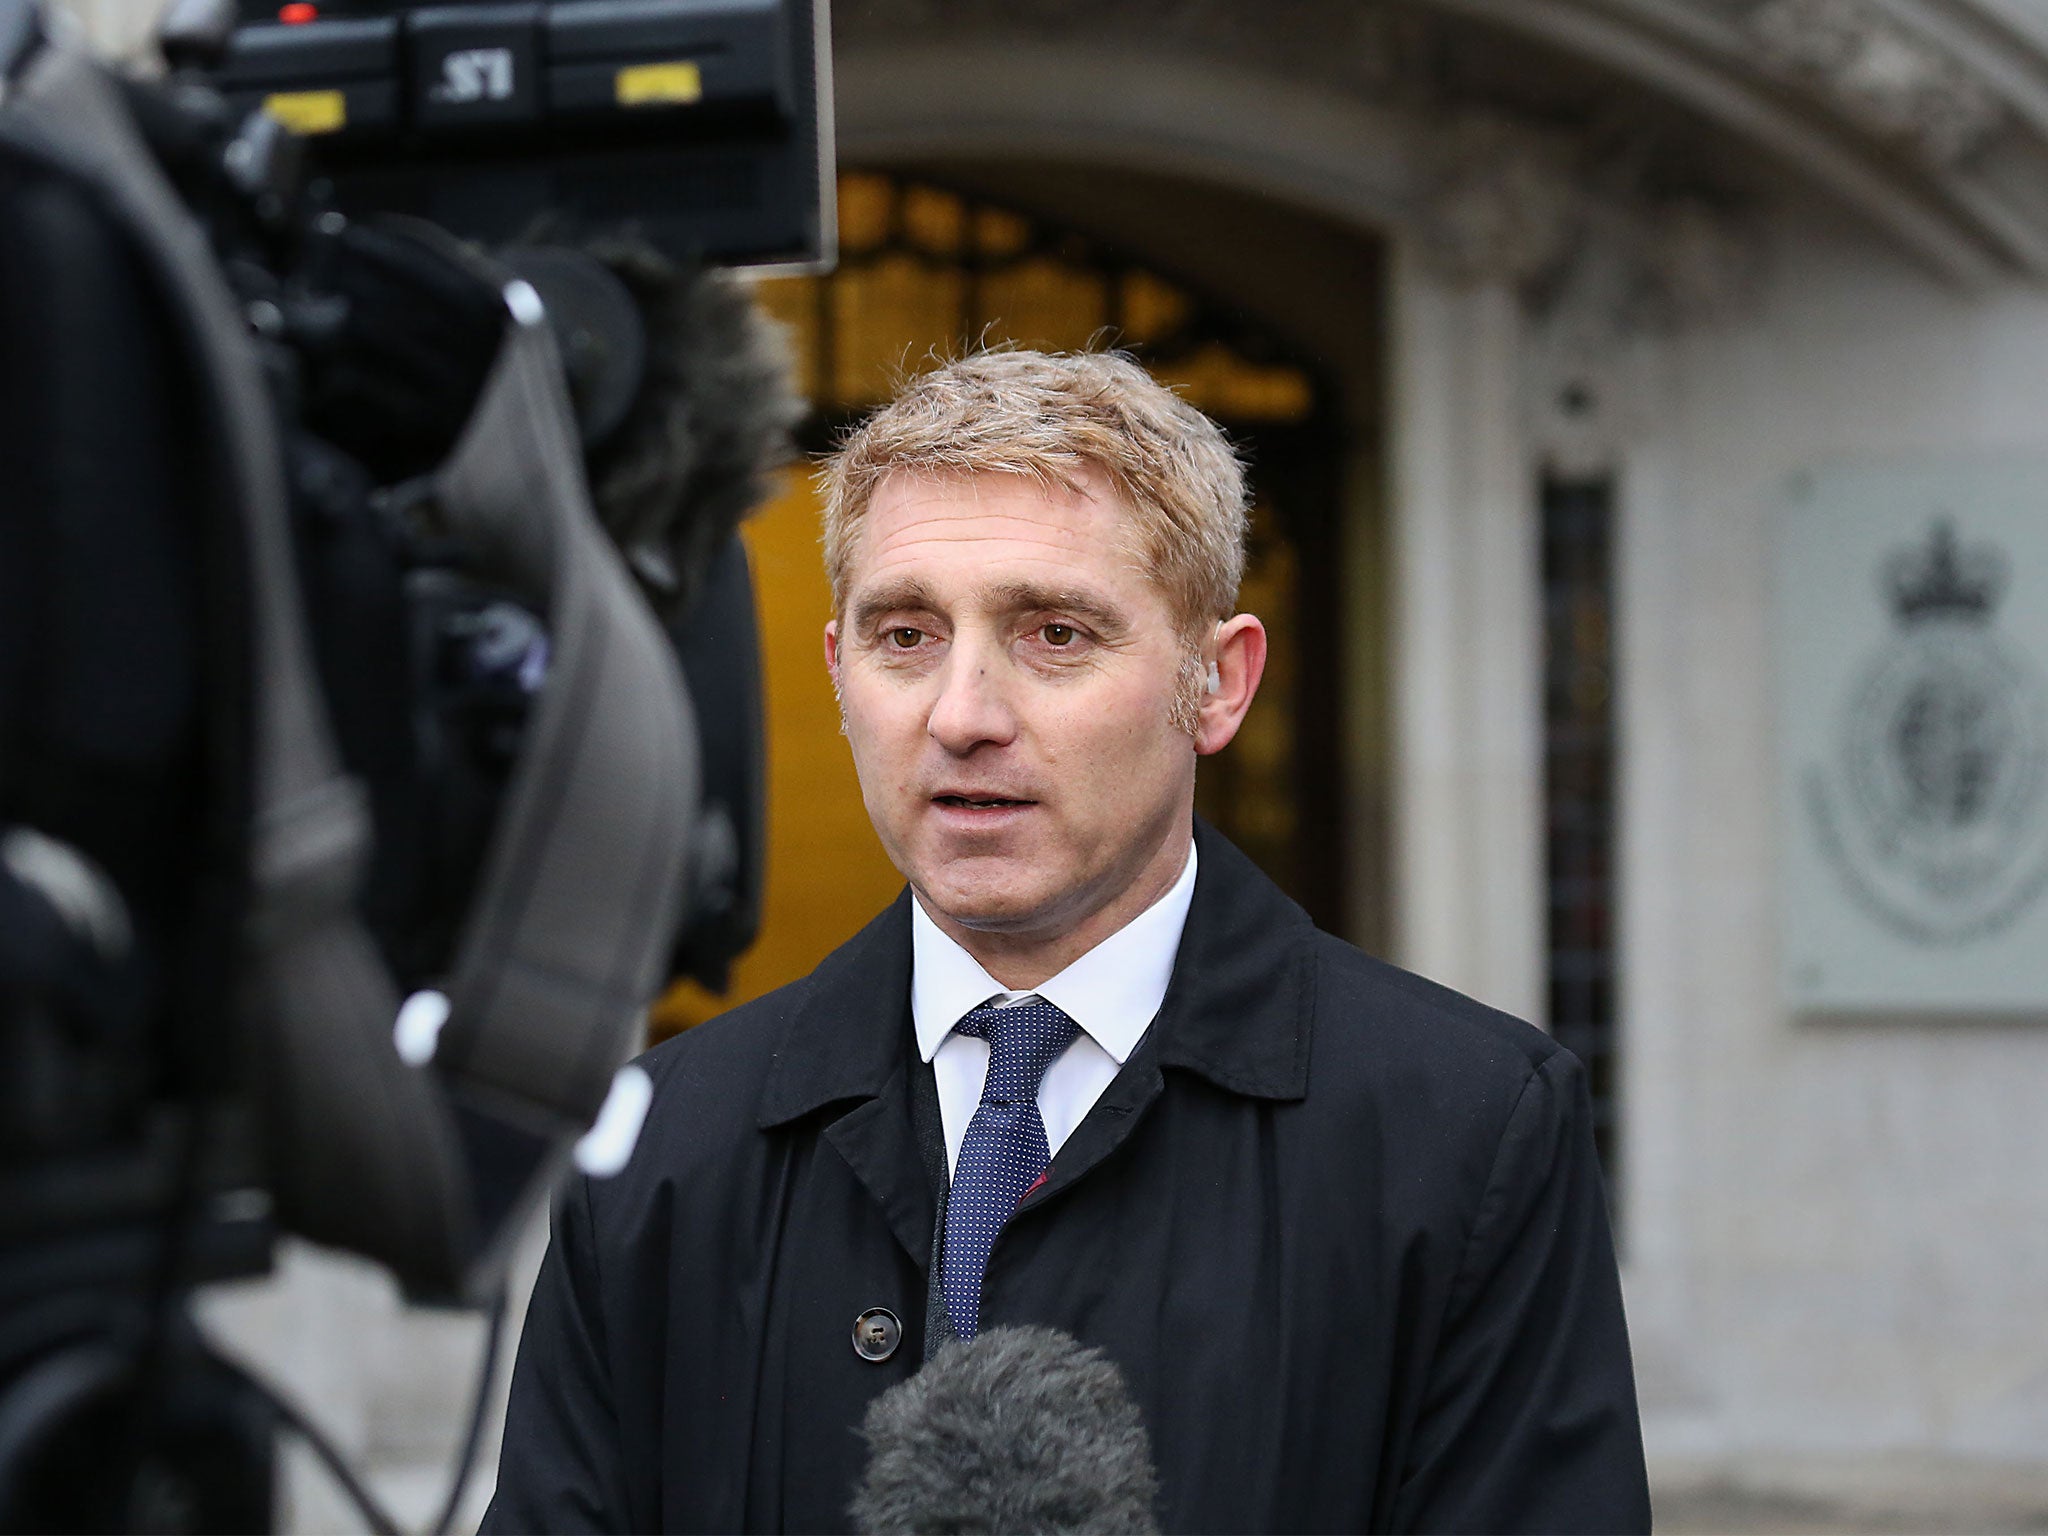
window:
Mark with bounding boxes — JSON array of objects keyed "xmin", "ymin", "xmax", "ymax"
[{"xmin": 1542, "ymin": 475, "xmax": 1621, "ymax": 1188}]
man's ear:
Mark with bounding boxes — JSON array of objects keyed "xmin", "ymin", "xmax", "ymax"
[
  {"xmin": 1194, "ymin": 614, "xmax": 1268, "ymax": 757},
  {"xmin": 823, "ymin": 618, "xmax": 841, "ymax": 676}
]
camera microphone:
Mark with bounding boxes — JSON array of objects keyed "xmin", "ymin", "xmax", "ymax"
[
  {"xmin": 500, "ymin": 238, "xmax": 804, "ymax": 621},
  {"xmin": 851, "ymin": 1325, "xmax": 1161, "ymax": 1535}
]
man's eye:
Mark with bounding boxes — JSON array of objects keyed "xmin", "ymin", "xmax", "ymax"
[
  {"xmin": 1040, "ymin": 623, "xmax": 1076, "ymax": 647},
  {"xmin": 888, "ymin": 628, "xmax": 924, "ymax": 649}
]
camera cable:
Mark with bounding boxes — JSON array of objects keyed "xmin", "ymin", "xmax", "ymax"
[
  {"xmin": 210, "ymin": 1279, "xmax": 508, "ymax": 1536},
  {"xmin": 213, "ymin": 1350, "xmax": 403, "ymax": 1536},
  {"xmin": 199, "ymin": 1277, "xmax": 507, "ymax": 1536},
  {"xmin": 430, "ymin": 1283, "xmax": 509, "ymax": 1536}
]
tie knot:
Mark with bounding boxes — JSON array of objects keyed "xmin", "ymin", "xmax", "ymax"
[{"xmin": 955, "ymin": 997, "xmax": 1080, "ymax": 1104}]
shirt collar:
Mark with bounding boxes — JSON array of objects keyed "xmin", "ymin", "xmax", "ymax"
[{"xmin": 911, "ymin": 842, "xmax": 1199, "ymax": 1067}]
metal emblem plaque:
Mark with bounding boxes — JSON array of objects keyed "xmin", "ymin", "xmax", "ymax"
[{"xmin": 1779, "ymin": 460, "xmax": 2048, "ymax": 1013}]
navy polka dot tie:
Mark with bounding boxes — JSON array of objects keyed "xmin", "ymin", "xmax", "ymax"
[{"xmin": 941, "ymin": 996, "xmax": 1080, "ymax": 1340}]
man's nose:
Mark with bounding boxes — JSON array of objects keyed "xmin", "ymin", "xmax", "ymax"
[{"xmin": 926, "ymin": 644, "xmax": 1018, "ymax": 753}]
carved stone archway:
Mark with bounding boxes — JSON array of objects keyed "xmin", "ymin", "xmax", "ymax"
[
  {"xmin": 837, "ymin": 0, "xmax": 2048, "ymax": 290},
  {"xmin": 830, "ymin": 27, "xmax": 1578, "ymax": 1027},
  {"xmin": 1417, "ymin": 0, "xmax": 2048, "ymax": 282}
]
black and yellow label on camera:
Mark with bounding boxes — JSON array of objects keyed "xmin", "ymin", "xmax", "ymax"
[
  {"xmin": 263, "ymin": 89, "xmax": 347, "ymax": 135},
  {"xmin": 614, "ymin": 61, "xmax": 703, "ymax": 107}
]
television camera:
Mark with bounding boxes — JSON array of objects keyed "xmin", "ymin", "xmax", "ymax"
[{"xmin": 0, "ymin": 0, "xmax": 828, "ymax": 1523}]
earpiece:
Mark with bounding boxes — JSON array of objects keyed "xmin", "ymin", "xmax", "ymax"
[{"xmin": 1205, "ymin": 660, "xmax": 1222, "ymax": 696}]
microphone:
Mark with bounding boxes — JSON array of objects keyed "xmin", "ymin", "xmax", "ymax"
[
  {"xmin": 851, "ymin": 1325, "xmax": 1161, "ymax": 1536},
  {"xmin": 500, "ymin": 237, "xmax": 806, "ymax": 623}
]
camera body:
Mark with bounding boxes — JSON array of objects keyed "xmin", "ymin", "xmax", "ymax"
[
  {"xmin": 205, "ymin": 0, "xmax": 834, "ymax": 269},
  {"xmin": 0, "ymin": 0, "xmax": 821, "ymax": 1521}
]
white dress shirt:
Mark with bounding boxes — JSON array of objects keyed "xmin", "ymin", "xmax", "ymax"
[{"xmin": 911, "ymin": 843, "xmax": 1198, "ymax": 1175}]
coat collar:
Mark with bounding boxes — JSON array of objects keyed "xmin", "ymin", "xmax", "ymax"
[
  {"xmin": 1152, "ymin": 819, "xmax": 1315, "ymax": 1100},
  {"xmin": 756, "ymin": 888, "xmax": 917, "ymax": 1130},
  {"xmin": 756, "ymin": 819, "xmax": 1315, "ymax": 1132}
]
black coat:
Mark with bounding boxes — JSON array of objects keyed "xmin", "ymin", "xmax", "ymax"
[{"xmin": 484, "ymin": 826, "xmax": 1651, "ymax": 1533}]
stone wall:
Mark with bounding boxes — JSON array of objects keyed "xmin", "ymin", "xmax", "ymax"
[{"xmin": 1614, "ymin": 195, "xmax": 2048, "ymax": 1471}]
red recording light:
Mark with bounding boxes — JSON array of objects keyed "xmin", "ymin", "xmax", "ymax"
[{"xmin": 278, "ymin": 3, "xmax": 318, "ymax": 21}]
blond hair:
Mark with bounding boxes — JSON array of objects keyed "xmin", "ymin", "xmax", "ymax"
[{"xmin": 817, "ymin": 350, "xmax": 1249, "ymax": 641}]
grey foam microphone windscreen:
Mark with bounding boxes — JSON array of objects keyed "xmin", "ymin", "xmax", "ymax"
[
  {"xmin": 851, "ymin": 1324, "xmax": 1161, "ymax": 1535},
  {"xmin": 576, "ymin": 241, "xmax": 804, "ymax": 623}
]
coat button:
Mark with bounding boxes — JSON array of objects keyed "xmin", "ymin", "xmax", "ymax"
[{"xmin": 852, "ymin": 1308, "xmax": 901, "ymax": 1363}]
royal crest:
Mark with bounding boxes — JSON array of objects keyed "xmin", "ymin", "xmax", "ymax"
[{"xmin": 1806, "ymin": 518, "xmax": 2048, "ymax": 945}]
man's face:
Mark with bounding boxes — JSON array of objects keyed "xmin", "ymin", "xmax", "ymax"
[{"xmin": 824, "ymin": 468, "xmax": 1202, "ymax": 950}]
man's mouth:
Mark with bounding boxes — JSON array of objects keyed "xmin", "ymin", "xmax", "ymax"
[{"xmin": 932, "ymin": 794, "xmax": 1034, "ymax": 811}]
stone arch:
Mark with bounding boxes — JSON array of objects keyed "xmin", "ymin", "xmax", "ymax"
[
  {"xmin": 836, "ymin": 0, "xmax": 2048, "ymax": 289},
  {"xmin": 836, "ymin": 44, "xmax": 1431, "ymax": 252}
]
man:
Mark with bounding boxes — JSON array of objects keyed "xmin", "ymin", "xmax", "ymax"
[{"xmin": 486, "ymin": 351, "xmax": 1651, "ymax": 1533}]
